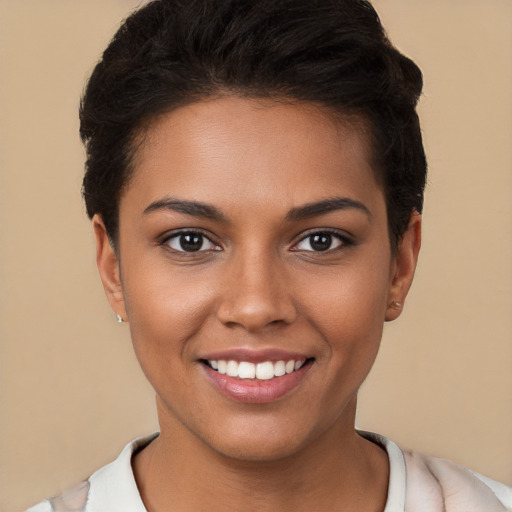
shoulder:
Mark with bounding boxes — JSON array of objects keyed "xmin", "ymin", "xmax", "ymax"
[
  {"xmin": 24, "ymin": 434, "xmax": 158, "ymax": 512},
  {"xmin": 403, "ymin": 450, "xmax": 512, "ymax": 511},
  {"xmin": 25, "ymin": 481, "xmax": 90, "ymax": 512},
  {"xmin": 358, "ymin": 430, "xmax": 511, "ymax": 512},
  {"xmin": 25, "ymin": 502, "xmax": 51, "ymax": 512}
]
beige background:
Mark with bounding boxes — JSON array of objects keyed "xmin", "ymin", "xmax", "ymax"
[{"xmin": 1, "ymin": 1, "xmax": 511, "ymax": 510}]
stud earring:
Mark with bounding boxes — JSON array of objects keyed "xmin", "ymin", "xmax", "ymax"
[
  {"xmin": 116, "ymin": 314, "xmax": 124, "ymax": 323},
  {"xmin": 389, "ymin": 300, "xmax": 402, "ymax": 309}
]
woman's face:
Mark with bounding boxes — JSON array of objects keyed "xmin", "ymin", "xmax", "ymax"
[{"xmin": 95, "ymin": 97, "xmax": 419, "ymax": 461}]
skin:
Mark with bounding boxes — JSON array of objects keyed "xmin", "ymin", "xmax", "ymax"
[{"xmin": 94, "ymin": 96, "xmax": 421, "ymax": 511}]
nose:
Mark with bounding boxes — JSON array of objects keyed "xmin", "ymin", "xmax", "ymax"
[{"xmin": 216, "ymin": 250, "xmax": 297, "ymax": 332}]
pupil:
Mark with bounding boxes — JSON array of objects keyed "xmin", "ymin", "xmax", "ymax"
[
  {"xmin": 311, "ymin": 233, "xmax": 331, "ymax": 251},
  {"xmin": 180, "ymin": 233, "xmax": 202, "ymax": 252}
]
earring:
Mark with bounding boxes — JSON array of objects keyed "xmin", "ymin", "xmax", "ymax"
[
  {"xmin": 116, "ymin": 314, "xmax": 124, "ymax": 323},
  {"xmin": 389, "ymin": 300, "xmax": 402, "ymax": 309}
]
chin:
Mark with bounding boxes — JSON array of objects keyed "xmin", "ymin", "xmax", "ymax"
[
  {"xmin": 209, "ymin": 435, "xmax": 304, "ymax": 463},
  {"xmin": 199, "ymin": 416, "xmax": 321, "ymax": 463}
]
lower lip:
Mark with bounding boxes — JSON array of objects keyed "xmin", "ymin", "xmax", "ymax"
[{"xmin": 202, "ymin": 362, "xmax": 312, "ymax": 404}]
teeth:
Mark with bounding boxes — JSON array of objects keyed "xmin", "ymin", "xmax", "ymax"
[
  {"xmin": 256, "ymin": 361, "xmax": 274, "ymax": 380},
  {"xmin": 274, "ymin": 360, "xmax": 286, "ymax": 377},
  {"xmin": 226, "ymin": 360, "xmax": 239, "ymax": 377},
  {"xmin": 207, "ymin": 358, "xmax": 306, "ymax": 380},
  {"xmin": 238, "ymin": 361, "xmax": 256, "ymax": 379},
  {"xmin": 217, "ymin": 360, "xmax": 227, "ymax": 375}
]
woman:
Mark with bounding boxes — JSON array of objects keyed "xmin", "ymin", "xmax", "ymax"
[{"xmin": 26, "ymin": 0, "xmax": 511, "ymax": 510}]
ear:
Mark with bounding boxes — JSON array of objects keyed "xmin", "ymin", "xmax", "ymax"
[
  {"xmin": 92, "ymin": 214, "xmax": 127, "ymax": 322},
  {"xmin": 385, "ymin": 211, "xmax": 422, "ymax": 322}
]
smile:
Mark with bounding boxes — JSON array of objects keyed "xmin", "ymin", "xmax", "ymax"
[
  {"xmin": 200, "ymin": 355, "xmax": 314, "ymax": 404},
  {"xmin": 206, "ymin": 359, "xmax": 306, "ymax": 380}
]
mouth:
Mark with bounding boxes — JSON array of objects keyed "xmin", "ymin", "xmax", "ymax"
[
  {"xmin": 199, "ymin": 356, "xmax": 314, "ymax": 404},
  {"xmin": 201, "ymin": 358, "xmax": 310, "ymax": 380}
]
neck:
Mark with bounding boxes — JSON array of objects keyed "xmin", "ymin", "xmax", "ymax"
[{"xmin": 133, "ymin": 398, "xmax": 389, "ymax": 512}]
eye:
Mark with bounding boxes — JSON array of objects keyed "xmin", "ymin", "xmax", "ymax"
[
  {"xmin": 164, "ymin": 231, "xmax": 220, "ymax": 253},
  {"xmin": 293, "ymin": 231, "xmax": 347, "ymax": 252}
]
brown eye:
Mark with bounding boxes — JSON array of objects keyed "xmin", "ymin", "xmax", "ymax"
[
  {"xmin": 310, "ymin": 233, "xmax": 333, "ymax": 251},
  {"xmin": 166, "ymin": 232, "xmax": 219, "ymax": 252},
  {"xmin": 294, "ymin": 231, "xmax": 346, "ymax": 252}
]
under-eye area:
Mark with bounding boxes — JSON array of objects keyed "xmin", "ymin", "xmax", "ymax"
[{"xmin": 201, "ymin": 358, "xmax": 315, "ymax": 380}]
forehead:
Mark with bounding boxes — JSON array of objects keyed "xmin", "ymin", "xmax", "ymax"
[{"xmin": 124, "ymin": 96, "xmax": 383, "ymax": 214}]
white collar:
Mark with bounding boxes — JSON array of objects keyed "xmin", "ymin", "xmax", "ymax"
[
  {"xmin": 86, "ymin": 433, "xmax": 158, "ymax": 512},
  {"xmin": 357, "ymin": 430, "xmax": 407, "ymax": 512},
  {"xmin": 84, "ymin": 431, "xmax": 406, "ymax": 512}
]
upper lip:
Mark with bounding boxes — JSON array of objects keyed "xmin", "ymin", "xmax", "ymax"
[{"xmin": 199, "ymin": 348, "xmax": 312, "ymax": 364}]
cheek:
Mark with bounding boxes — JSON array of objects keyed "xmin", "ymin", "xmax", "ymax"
[
  {"xmin": 301, "ymin": 256, "xmax": 391, "ymax": 334},
  {"xmin": 313, "ymin": 286, "xmax": 386, "ymax": 373},
  {"xmin": 120, "ymin": 259, "xmax": 220, "ymax": 363},
  {"xmin": 298, "ymin": 252, "xmax": 391, "ymax": 373}
]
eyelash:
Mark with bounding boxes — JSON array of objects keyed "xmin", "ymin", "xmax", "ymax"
[
  {"xmin": 292, "ymin": 229, "xmax": 353, "ymax": 253},
  {"xmin": 160, "ymin": 228, "xmax": 353, "ymax": 254},
  {"xmin": 160, "ymin": 230, "xmax": 221, "ymax": 253}
]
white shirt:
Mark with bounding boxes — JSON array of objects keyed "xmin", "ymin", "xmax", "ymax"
[{"xmin": 26, "ymin": 432, "xmax": 512, "ymax": 511}]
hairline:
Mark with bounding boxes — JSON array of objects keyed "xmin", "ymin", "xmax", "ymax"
[{"xmin": 108, "ymin": 91, "xmax": 397, "ymax": 254}]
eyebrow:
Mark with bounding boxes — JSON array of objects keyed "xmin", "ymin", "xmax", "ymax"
[
  {"xmin": 285, "ymin": 197, "xmax": 372, "ymax": 222},
  {"xmin": 143, "ymin": 197, "xmax": 226, "ymax": 222},
  {"xmin": 143, "ymin": 195, "xmax": 371, "ymax": 223}
]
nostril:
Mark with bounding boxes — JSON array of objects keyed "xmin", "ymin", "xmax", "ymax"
[{"xmin": 216, "ymin": 277, "xmax": 298, "ymax": 331}]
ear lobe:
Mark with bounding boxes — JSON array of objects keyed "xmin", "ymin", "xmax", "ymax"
[
  {"xmin": 385, "ymin": 211, "xmax": 422, "ymax": 322},
  {"xmin": 92, "ymin": 214, "xmax": 127, "ymax": 321}
]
